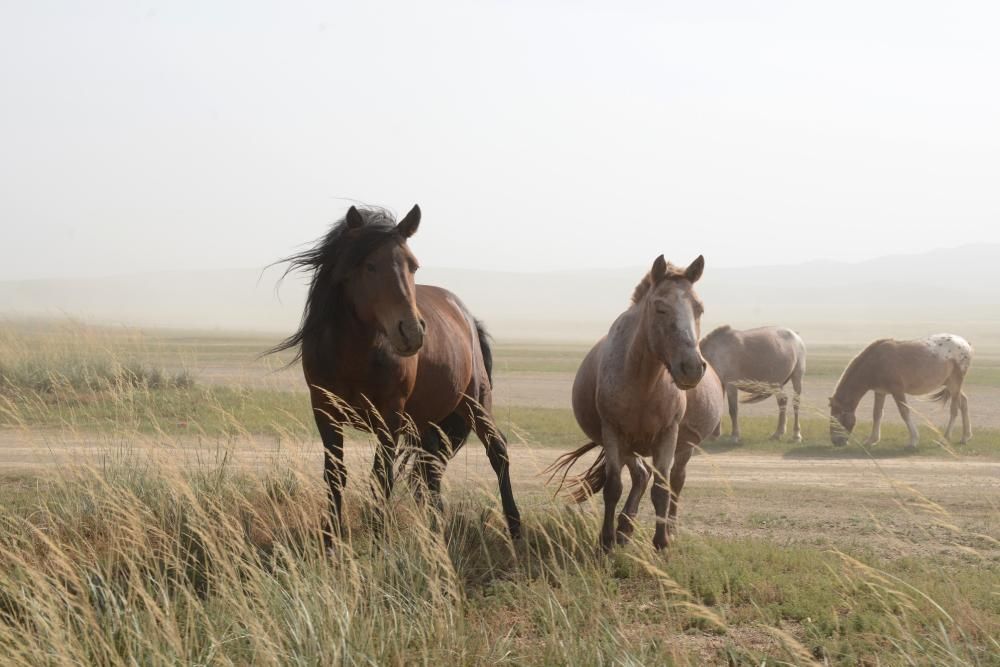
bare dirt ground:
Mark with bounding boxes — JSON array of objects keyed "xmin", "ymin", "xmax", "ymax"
[{"xmin": 3, "ymin": 429, "xmax": 995, "ymax": 564}]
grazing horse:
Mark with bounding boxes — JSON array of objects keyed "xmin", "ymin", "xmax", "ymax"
[
  {"xmin": 545, "ymin": 255, "xmax": 708, "ymax": 551},
  {"xmin": 700, "ymin": 325, "xmax": 807, "ymax": 443},
  {"xmin": 829, "ymin": 334, "xmax": 973, "ymax": 450},
  {"xmin": 269, "ymin": 205, "xmax": 520, "ymax": 548}
]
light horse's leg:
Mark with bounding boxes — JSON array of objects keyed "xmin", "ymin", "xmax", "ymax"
[
  {"xmin": 790, "ymin": 366, "xmax": 804, "ymax": 442},
  {"xmin": 598, "ymin": 427, "xmax": 626, "ymax": 551},
  {"xmin": 726, "ymin": 384, "xmax": 741, "ymax": 442},
  {"xmin": 864, "ymin": 392, "xmax": 886, "ymax": 446},
  {"xmin": 469, "ymin": 402, "xmax": 522, "ymax": 540},
  {"xmin": 650, "ymin": 422, "xmax": 680, "ymax": 550},
  {"xmin": 666, "ymin": 438, "xmax": 695, "ymax": 537},
  {"xmin": 771, "ymin": 388, "xmax": 788, "ymax": 440},
  {"xmin": 892, "ymin": 392, "xmax": 919, "ymax": 450},
  {"xmin": 944, "ymin": 391, "xmax": 960, "ymax": 443},
  {"xmin": 616, "ymin": 455, "xmax": 651, "ymax": 545}
]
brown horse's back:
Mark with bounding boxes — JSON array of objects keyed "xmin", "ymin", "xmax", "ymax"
[{"xmin": 401, "ymin": 285, "xmax": 490, "ymax": 426}]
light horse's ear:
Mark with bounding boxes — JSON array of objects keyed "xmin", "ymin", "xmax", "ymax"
[
  {"xmin": 396, "ymin": 204, "xmax": 421, "ymax": 238},
  {"xmin": 346, "ymin": 206, "xmax": 365, "ymax": 230},
  {"xmin": 650, "ymin": 254, "xmax": 667, "ymax": 283},
  {"xmin": 685, "ymin": 255, "xmax": 705, "ymax": 283}
]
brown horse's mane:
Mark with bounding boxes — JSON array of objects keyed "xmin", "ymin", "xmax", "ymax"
[
  {"xmin": 266, "ymin": 206, "xmax": 403, "ymax": 362},
  {"xmin": 630, "ymin": 262, "xmax": 687, "ymax": 304}
]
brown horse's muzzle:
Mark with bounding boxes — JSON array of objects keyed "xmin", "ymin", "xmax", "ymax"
[{"xmin": 392, "ymin": 316, "xmax": 426, "ymax": 356}]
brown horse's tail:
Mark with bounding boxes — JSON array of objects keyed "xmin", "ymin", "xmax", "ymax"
[
  {"xmin": 475, "ymin": 318, "xmax": 494, "ymax": 388},
  {"xmin": 543, "ymin": 442, "xmax": 606, "ymax": 503},
  {"xmin": 928, "ymin": 388, "xmax": 951, "ymax": 403}
]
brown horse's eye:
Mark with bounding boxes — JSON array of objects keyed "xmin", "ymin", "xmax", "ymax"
[{"xmin": 365, "ymin": 262, "xmax": 376, "ymax": 273}]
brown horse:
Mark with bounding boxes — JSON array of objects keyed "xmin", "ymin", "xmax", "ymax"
[
  {"xmin": 700, "ymin": 325, "xmax": 807, "ymax": 443},
  {"xmin": 270, "ymin": 205, "xmax": 520, "ymax": 547},
  {"xmin": 545, "ymin": 255, "xmax": 708, "ymax": 551},
  {"xmin": 829, "ymin": 334, "xmax": 973, "ymax": 450}
]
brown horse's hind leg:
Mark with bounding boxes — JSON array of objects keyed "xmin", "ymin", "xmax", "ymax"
[
  {"xmin": 944, "ymin": 391, "xmax": 960, "ymax": 442},
  {"xmin": 616, "ymin": 456, "xmax": 650, "ymax": 545},
  {"xmin": 416, "ymin": 411, "xmax": 469, "ymax": 514},
  {"xmin": 470, "ymin": 406, "xmax": 522, "ymax": 539},
  {"xmin": 369, "ymin": 410, "xmax": 402, "ymax": 535}
]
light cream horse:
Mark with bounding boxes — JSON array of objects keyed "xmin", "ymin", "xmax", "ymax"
[
  {"xmin": 830, "ymin": 334, "xmax": 973, "ymax": 450},
  {"xmin": 700, "ymin": 325, "xmax": 807, "ymax": 442},
  {"xmin": 545, "ymin": 255, "xmax": 712, "ymax": 551}
]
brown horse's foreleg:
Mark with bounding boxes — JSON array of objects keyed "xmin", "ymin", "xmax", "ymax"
[
  {"xmin": 726, "ymin": 384, "xmax": 741, "ymax": 442},
  {"xmin": 315, "ymin": 416, "xmax": 346, "ymax": 551},
  {"xmin": 865, "ymin": 392, "xmax": 886, "ymax": 446},
  {"xmin": 616, "ymin": 456, "xmax": 650, "ymax": 545},
  {"xmin": 666, "ymin": 440, "xmax": 695, "ymax": 535},
  {"xmin": 471, "ymin": 409, "xmax": 522, "ymax": 540},
  {"xmin": 650, "ymin": 423, "xmax": 680, "ymax": 550},
  {"xmin": 370, "ymin": 411, "xmax": 402, "ymax": 535},
  {"xmin": 892, "ymin": 393, "xmax": 919, "ymax": 450}
]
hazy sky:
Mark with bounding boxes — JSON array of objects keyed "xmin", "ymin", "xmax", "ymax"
[{"xmin": 2, "ymin": 1, "xmax": 998, "ymax": 280}]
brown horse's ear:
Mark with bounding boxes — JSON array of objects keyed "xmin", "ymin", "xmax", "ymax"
[
  {"xmin": 346, "ymin": 206, "xmax": 365, "ymax": 230},
  {"xmin": 685, "ymin": 255, "xmax": 705, "ymax": 283},
  {"xmin": 650, "ymin": 255, "xmax": 667, "ymax": 283},
  {"xmin": 396, "ymin": 204, "xmax": 421, "ymax": 238}
]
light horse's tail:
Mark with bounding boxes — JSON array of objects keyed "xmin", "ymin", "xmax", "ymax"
[
  {"xmin": 927, "ymin": 388, "xmax": 951, "ymax": 403},
  {"xmin": 543, "ymin": 442, "xmax": 606, "ymax": 503}
]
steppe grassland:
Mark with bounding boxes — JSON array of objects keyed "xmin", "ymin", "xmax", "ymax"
[{"xmin": 0, "ymin": 321, "xmax": 997, "ymax": 665}]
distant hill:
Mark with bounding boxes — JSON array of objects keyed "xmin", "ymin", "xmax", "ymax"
[{"xmin": 2, "ymin": 244, "xmax": 999, "ymax": 345}]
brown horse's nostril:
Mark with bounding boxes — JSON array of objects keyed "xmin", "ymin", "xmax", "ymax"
[
  {"xmin": 419, "ymin": 318, "xmax": 427, "ymax": 333},
  {"xmin": 398, "ymin": 321, "xmax": 409, "ymax": 344}
]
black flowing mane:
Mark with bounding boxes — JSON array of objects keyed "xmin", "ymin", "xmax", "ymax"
[{"xmin": 267, "ymin": 207, "xmax": 402, "ymax": 360}]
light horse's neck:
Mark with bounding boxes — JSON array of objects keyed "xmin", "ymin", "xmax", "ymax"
[{"xmin": 624, "ymin": 305, "xmax": 669, "ymax": 393}]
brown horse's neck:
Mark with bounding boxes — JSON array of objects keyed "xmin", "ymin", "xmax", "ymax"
[{"xmin": 625, "ymin": 308, "xmax": 666, "ymax": 392}]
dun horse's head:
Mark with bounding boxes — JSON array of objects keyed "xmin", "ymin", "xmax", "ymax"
[
  {"xmin": 640, "ymin": 254, "xmax": 708, "ymax": 390},
  {"xmin": 344, "ymin": 205, "xmax": 426, "ymax": 356},
  {"xmin": 828, "ymin": 396, "xmax": 855, "ymax": 446}
]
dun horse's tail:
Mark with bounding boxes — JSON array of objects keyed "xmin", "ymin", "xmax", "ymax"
[
  {"xmin": 928, "ymin": 388, "xmax": 951, "ymax": 403},
  {"xmin": 736, "ymin": 380, "xmax": 788, "ymax": 404},
  {"xmin": 543, "ymin": 442, "xmax": 605, "ymax": 503}
]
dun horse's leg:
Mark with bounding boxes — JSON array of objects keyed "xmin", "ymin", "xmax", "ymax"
[
  {"xmin": 791, "ymin": 372, "xmax": 803, "ymax": 442},
  {"xmin": 726, "ymin": 384, "xmax": 741, "ymax": 442},
  {"xmin": 864, "ymin": 392, "xmax": 886, "ymax": 446},
  {"xmin": 650, "ymin": 423, "xmax": 680, "ymax": 551},
  {"xmin": 959, "ymin": 392, "xmax": 972, "ymax": 444},
  {"xmin": 892, "ymin": 393, "xmax": 919, "ymax": 450},
  {"xmin": 666, "ymin": 440, "xmax": 694, "ymax": 536},
  {"xmin": 471, "ymin": 409, "xmax": 522, "ymax": 539},
  {"xmin": 616, "ymin": 456, "xmax": 650, "ymax": 544},
  {"xmin": 598, "ymin": 429, "xmax": 625, "ymax": 551},
  {"xmin": 771, "ymin": 392, "xmax": 788, "ymax": 440}
]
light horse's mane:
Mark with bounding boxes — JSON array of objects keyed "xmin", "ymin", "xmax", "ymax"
[
  {"xmin": 630, "ymin": 262, "xmax": 688, "ymax": 304},
  {"xmin": 267, "ymin": 206, "xmax": 403, "ymax": 361}
]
